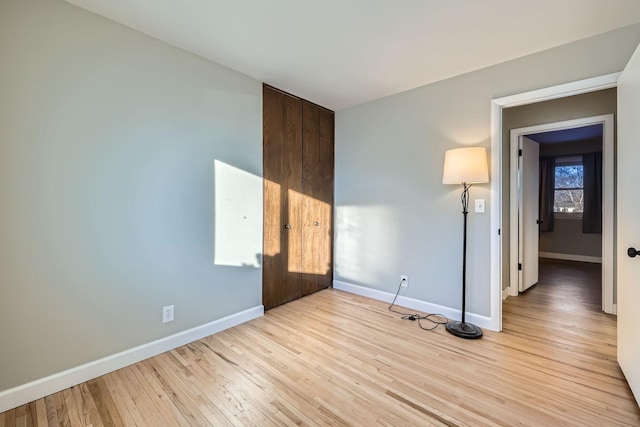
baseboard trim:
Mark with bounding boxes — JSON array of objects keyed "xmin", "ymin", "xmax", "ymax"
[
  {"xmin": 539, "ymin": 252, "xmax": 602, "ymax": 264},
  {"xmin": 612, "ymin": 304, "xmax": 617, "ymax": 315},
  {"xmin": 0, "ymin": 305, "xmax": 264, "ymax": 413},
  {"xmin": 502, "ymin": 287, "xmax": 509, "ymax": 300},
  {"xmin": 333, "ymin": 280, "xmax": 494, "ymax": 331}
]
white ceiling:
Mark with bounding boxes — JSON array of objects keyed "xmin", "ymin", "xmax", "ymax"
[{"xmin": 66, "ymin": 0, "xmax": 640, "ymax": 111}]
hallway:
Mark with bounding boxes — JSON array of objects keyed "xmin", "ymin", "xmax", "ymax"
[
  {"xmin": 503, "ymin": 258, "xmax": 608, "ymax": 342},
  {"xmin": 512, "ymin": 258, "xmax": 602, "ymax": 314}
]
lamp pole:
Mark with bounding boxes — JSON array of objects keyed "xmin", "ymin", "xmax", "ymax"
[
  {"xmin": 461, "ymin": 183, "xmax": 469, "ymax": 325},
  {"xmin": 445, "ymin": 182, "xmax": 483, "ymax": 339}
]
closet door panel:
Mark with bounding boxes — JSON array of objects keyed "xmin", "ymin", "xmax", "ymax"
[
  {"xmin": 317, "ymin": 107, "xmax": 335, "ymax": 291},
  {"xmin": 263, "ymin": 86, "xmax": 303, "ymax": 309},
  {"xmin": 262, "ymin": 86, "xmax": 283, "ymax": 309},
  {"xmin": 301, "ymin": 102, "xmax": 334, "ymax": 295},
  {"xmin": 283, "ymin": 94, "xmax": 304, "ymax": 282}
]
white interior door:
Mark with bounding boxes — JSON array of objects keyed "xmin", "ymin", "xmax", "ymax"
[
  {"xmin": 617, "ymin": 42, "xmax": 640, "ymax": 404},
  {"xmin": 519, "ymin": 136, "xmax": 539, "ymax": 292}
]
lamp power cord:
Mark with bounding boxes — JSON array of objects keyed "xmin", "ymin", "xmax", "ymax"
[{"xmin": 388, "ymin": 278, "xmax": 449, "ymax": 331}]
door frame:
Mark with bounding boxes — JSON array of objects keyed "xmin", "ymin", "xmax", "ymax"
[
  {"xmin": 489, "ymin": 72, "xmax": 620, "ymax": 331},
  {"xmin": 508, "ymin": 115, "xmax": 615, "ymax": 314}
]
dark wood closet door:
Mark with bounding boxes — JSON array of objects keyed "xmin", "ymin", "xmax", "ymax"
[
  {"xmin": 263, "ymin": 86, "xmax": 303, "ymax": 309},
  {"xmin": 301, "ymin": 101, "xmax": 334, "ymax": 295},
  {"xmin": 263, "ymin": 85, "xmax": 334, "ymax": 310}
]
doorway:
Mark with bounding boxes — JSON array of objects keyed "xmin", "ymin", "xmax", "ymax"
[
  {"xmin": 488, "ymin": 73, "xmax": 621, "ymax": 332},
  {"xmin": 508, "ymin": 115, "xmax": 614, "ymax": 314}
]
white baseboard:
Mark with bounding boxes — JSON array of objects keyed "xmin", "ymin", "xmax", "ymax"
[
  {"xmin": 502, "ymin": 287, "xmax": 510, "ymax": 300},
  {"xmin": 612, "ymin": 304, "xmax": 617, "ymax": 315},
  {"xmin": 539, "ymin": 252, "xmax": 602, "ymax": 264},
  {"xmin": 333, "ymin": 280, "xmax": 494, "ymax": 331},
  {"xmin": 0, "ymin": 305, "xmax": 264, "ymax": 413}
]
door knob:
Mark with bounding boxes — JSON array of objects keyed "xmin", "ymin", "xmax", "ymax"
[
  {"xmin": 628, "ymin": 247, "xmax": 639, "ymax": 258},
  {"xmin": 284, "ymin": 224, "xmax": 291, "ymax": 230},
  {"xmin": 536, "ymin": 219, "xmax": 543, "ymax": 225}
]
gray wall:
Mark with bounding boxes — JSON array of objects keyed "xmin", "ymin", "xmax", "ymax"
[
  {"xmin": 503, "ymin": 91, "xmax": 616, "ymax": 288},
  {"xmin": 0, "ymin": 0, "xmax": 262, "ymax": 391},
  {"xmin": 539, "ymin": 219, "xmax": 602, "ymax": 257},
  {"xmin": 335, "ymin": 26, "xmax": 640, "ymax": 317},
  {"xmin": 538, "ymin": 138, "xmax": 603, "ymax": 258}
]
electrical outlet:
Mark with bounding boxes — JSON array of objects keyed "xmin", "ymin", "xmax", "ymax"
[
  {"xmin": 162, "ymin": 305, "xmax": 174, "ymax": 323},
  {"xmin": 400, "ymin": 275, "xmax": 409, "ymax": 288},
  {"xmin": 475, "ymin": 199, "xmax": 485, "ymax": 213}
]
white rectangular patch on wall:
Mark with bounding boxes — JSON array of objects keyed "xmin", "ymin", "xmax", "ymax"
[{"xmin": 213, "ymin": 160, "xmax": 262, "ymax": 268}]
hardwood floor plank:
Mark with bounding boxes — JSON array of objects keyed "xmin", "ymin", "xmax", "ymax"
[
  {"xmin": 43, "ymin": 395, "xmax": 59, "ymax": 427},
  {"xmin": 53, "ymin": 389, "xmax": 71, "ymax": 427},
  {"xmin": 33, "ymin": 399, "xmax": 48, "ymax": 427},
  {"xmin": 2, "ymin": 410, "xmax": 15, "ymax": 427},
  {"xmin": 87, "ymin": 378, "xmax": 125, "ymax": 427},
  {"xmin": 24, "ymin": 402, "xmax": 36, "ymax": 427},
  {"xmin": 102, "ymin": 372, "xmax": 146, "ymax": 426},
  {"xmin": 177, "ymin": 344, "xmax": 279, "ymax": 427},
  {"xmin": 145, "ymin": 355, "xmax": 213, "ymax": 426},
  {"xmin": 76, "ymin": 382, "xmax": 104, "ymax": 427},
  {"xmin": 113, "ymin": 369, "xmax": 164, "ymax": 427},
  {"xmin": 127, "ymin": 363, "xmax": 190, "ymax": 427},
  {"xmin": 204, "ymin": 330, "xmax": 339, "ymax": 425},
  {"xmin": 14, "ymin": 405, "xmax": 25, "ymax": 427},
  {"xmin": 61, "ymin": 388, "xmax": 84, "ymax": 427}
]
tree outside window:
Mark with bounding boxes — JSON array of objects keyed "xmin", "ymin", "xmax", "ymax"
[{"xmin": 554, "ymin": 157, "xmax": 583, "ymax": 215}]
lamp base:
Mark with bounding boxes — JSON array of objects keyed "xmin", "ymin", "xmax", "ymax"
[{"xmin": 445, "ymin": 321, "xmax": 483, "ymax": 339}]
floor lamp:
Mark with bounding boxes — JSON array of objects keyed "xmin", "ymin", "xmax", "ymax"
[{"xmin": 442, "ymin": 147, "xmax": 489, "ymax": 339}]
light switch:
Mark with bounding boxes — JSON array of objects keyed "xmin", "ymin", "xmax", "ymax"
[{"xmin": 475, "ymin": 199, "xmax": 485, "ymax": 213}]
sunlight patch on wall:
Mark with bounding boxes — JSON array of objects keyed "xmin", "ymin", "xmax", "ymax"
[
  {"xmin": 214, "ymin": 160, "xmax": 262, "ymax": 268},
  {"xmin": 334, "ymin": 205, "xmax": 400, "ymax": 284}
]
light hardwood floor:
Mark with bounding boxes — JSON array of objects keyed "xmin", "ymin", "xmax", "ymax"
[{"xmin": 2, "ymin": 260, "xmax": 639, "ymax": 426}]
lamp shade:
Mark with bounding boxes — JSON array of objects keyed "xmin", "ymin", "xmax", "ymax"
[{"xmin": 442, "ymin": 147, "xmax": 489, "ymax": 184}]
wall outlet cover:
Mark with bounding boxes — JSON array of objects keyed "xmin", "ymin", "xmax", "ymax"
[
  {"xmin": 400, "ymin": 275, "xmax": 409, "ymax": 287},
  {"xmin": 163, "ymin": 305, "xmax": 174, "ymax": 323}
]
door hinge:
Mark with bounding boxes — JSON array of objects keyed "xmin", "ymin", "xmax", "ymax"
[
  {"xmin": 518, "ymin": 149, "xmax": 523, "ymax": 157},
  {"xmin": 518, "ymin": 263, "xmax": 522, "ymax": 271},
  {"xmin": 498, "ymin": 228, "xmax": 501, "ymax": 235}
]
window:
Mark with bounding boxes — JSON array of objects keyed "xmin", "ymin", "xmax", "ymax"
[{"xmin": 554, "ymin": 156, "xmax": 583, "ymax": 217}]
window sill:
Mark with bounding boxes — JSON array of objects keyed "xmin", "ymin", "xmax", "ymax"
[{"xmin": 554, "ymin": 213, "xmax": 583, "ymax": 220}]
